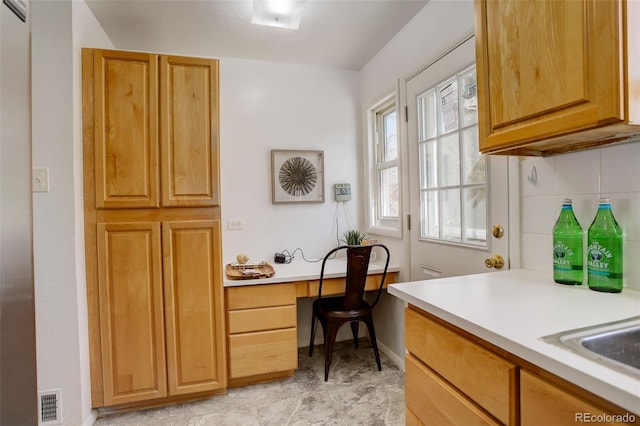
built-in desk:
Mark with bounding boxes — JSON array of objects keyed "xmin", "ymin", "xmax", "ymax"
[{"xmin": 223, "ymin": 259, "xmax": 399, "ymax": 387}]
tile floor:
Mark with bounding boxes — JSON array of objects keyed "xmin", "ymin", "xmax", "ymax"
[{"xmin": 94, "ymin": 339, "xmax": 405, "ymax": 426}]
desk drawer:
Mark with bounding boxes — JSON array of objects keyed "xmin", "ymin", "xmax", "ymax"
[
  {"xmin": 405, "ymin": 307, "xmax": 515, "ymax": 425},
  {"xmin": 226, "ymin": 283, "xmax": 296, "ymax": 310},
  {"xmin": 227, "ymin": 305, "xmax": 296, "ymax": 334},
  {"xmin": 228, "ymin": 328, "xmax": 298, "ymax": 378},
  {"xmin": 308, "ymin": 275, "xmax": 387, "ymax": 297},
  {"xmin": 406, "ymin": 354, "xmax": 500, "ymax": 426}
]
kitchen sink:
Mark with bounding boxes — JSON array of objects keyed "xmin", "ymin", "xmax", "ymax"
[{"xmin": 541, "ymin": 316, "xmax": 640, "ymax": 379}]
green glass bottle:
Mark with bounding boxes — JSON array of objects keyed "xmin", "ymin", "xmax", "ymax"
[
  {"xmin": 552, "ymin": 199, "xmax": 583, "ymax": 285},
  {"xmin": 587, "ymin": 198, "xmax": 623, "ymax": 293}
]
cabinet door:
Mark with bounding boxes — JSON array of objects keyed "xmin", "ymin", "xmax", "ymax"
[
  {"xmin": 97, "ymin": 222, "xmax": 167, "ymax": 405},
  {"xmin": 160, "ymin": 56, "xmax": 220, "ymax": 207},
  {"xmin": 475, "ymin": 0, "xmax": 622, "ymax": 153},
  {"xmin": 93, "ymin": 50, "xmax": 159, "ymax": 209},
  {"xmin": 162, "ymin": 220, "xmax": 226, "ymax": 395},
  {"xmin": 521, "ymin": 370, "xmax": 633, "ymax": 426}
]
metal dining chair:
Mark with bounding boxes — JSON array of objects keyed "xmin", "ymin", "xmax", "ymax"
[{"xmin": 308, "ymin": 243, "xmax": 390, "ymax": 381}]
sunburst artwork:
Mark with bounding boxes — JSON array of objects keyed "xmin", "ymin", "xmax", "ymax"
[{"xmin": 271, "ymin": 150, "xmax": 324, "ymax": 203}]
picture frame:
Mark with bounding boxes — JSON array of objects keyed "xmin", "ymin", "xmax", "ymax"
[{"xmin": 271, "ymin": 149, "xmax": 324, "ymax": 204}]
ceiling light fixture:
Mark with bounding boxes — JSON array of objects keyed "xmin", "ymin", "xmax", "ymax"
[{"xmin": 251, "ymin": 0, "xmax": 305, "ymax": 30}]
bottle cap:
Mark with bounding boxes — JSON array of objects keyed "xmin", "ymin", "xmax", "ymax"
[
  {"xmin": 562, "ymin": 198, "xmax": 572, "ymax": 204},
  {"xmin": 599, "ymin": 197, "xmax": 611, "ymax": 204}
]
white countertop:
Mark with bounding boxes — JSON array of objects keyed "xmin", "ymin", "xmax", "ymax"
[
  {"xmin": 223, "ymin": 258, "xmax": 400, "ymax": 287},
  {"xmin": 387, "ymin": 269, "xmax": 640, "ymax": 414}
]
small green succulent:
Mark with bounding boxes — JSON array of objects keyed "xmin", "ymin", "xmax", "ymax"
[{"xmin": 342, "ymin": 229, "xmax": 366, "ymax": 246}]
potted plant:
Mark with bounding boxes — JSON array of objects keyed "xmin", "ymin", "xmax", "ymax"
[{"xmin": 342, "ymin": 229, "xmax": 366, "ymax": 246}]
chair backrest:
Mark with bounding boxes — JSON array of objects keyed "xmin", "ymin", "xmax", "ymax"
[{"xmin": 317, "ymin": 244, "xmax": 390, "ymax": 310}]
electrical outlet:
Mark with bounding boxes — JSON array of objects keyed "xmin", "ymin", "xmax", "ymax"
[{"xmin": 227, "ymin": 219, "xmax": 244, "ymax": 230}]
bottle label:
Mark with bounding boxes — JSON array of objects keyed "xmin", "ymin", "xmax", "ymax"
[
  {"xmin": 553, "ymin": 241, "xmax": 576, "ymax": 269},
  {"xmin": 587, "ymin": 241, "xmax": 614, "ymax": 275}
]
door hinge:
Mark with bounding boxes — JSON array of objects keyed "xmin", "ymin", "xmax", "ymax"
[
  {"xmin": 407, "ymin": 214, "xmax": 411, "ymax": 230},
  {"xmin": 404, "ymin": 105, "xmax": 408, "ymax": 122}
]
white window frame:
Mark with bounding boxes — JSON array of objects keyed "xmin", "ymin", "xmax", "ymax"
[{"xmin": 364, "ymin": 93, "xmax": 402, "ymax": 238}]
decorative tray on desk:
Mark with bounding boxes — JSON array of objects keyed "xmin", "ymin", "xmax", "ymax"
[{"xmin": 225, "ymin": 261, "xmax": 276, "ymax": 280}]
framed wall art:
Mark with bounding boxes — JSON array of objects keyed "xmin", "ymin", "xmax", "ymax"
[{"xmin": 271, "ymin": 149, "xmax": 324, "ymax": 204}]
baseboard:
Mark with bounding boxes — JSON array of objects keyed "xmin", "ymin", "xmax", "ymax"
[
  {"xmin": 84, "ymin": 410, "xmax": 98, "ymax": 426},
  {"xmin": 376, "ymin": 339, "xmax": 405, "ymax": 371}
]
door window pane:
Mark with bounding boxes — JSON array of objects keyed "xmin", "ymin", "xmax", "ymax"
[
  {"xmin": 439, "ymin": 133, "xmax": 460, "ymax": 187},
  {"xmin": 441, "ymin": 189, "xmax": 461, "ymax": 241},
  {"xmin": 463, "ymin": 187, "xmax": 486, "ymax": 244},
  {"xmin": 461, "ymin": 127, "xmax": 485, "ymax": 185},
  {"xmin": 420, "ymin": 190, "xmax": 438, "ymax": 239},
  {"xmin": 438, "ymin": 78, "xmax": 458, "ymax": 134},
  {"xmin": 419, "ymin": 140, "xmax": 437, "ymax": 189},
  {"xmin": 418, "ymin": 89, "xmax": 437, "ymax": 141},
  {"xmin": 460, "ymin": 68, "xmax": 478, "ymax": 127}
]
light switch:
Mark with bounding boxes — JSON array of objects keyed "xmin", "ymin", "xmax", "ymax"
[{"xmin": 32, "ymin": 168, "xmax": 50, "ymax": 192}]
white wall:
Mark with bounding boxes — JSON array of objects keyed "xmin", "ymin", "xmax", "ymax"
[
  {"xmin": 220, "ymin": 58, "xmax": 361, "ymax": 263},
  {"xmin": 359, "ymin": 0, "xmax": 476, "ymax": 363},
  {"xmin": 520, "ymin": 141, "xmax": 640, "ymax": 290},
  {"xmin": 32, "ymin": 0, "xmax": 113, "ymax": 424}
]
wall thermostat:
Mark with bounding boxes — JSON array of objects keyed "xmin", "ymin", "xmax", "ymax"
[{"xmin": 334, "ymin": 183, "xmax": 351, "ymax": 202}]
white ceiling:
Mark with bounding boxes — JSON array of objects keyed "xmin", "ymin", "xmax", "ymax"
[{"xmin": 85, "ymin": 0, "xmax": 429, "ymax": 70}]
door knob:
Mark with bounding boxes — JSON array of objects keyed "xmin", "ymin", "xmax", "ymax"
[
  {"xmin": 484, "ymin": 254, "xmax": 505, "ymax": 269},
  {"xmin": 492, "ymin": 224, "xmax": 504, "ymax": 239}
]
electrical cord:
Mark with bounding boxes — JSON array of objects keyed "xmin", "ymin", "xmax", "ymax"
[{"xmin": 278, "ymin": 247, "xmax": 338, "ymax": 263}]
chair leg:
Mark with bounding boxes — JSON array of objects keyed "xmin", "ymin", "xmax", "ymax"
[
  {"xmin": 323, "ymin": 322, "xmax": 340, "ymax": 381},
  {"xmin": 350, "ymin": 321, "xmax": 359, "ymax": 348},
  {"xmin": 309, "ymin": 315, "xmax": 318, "ymax": 357},
  {"xmin": 364, "ymin": 317, "xmax": 382, "ymax": 371}
]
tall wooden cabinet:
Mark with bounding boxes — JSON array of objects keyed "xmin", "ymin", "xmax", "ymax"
[
  {"xmin": 83, "ymin": 48, "xmax": 225, "ymax": 409},
  {"xmin": 474, "ymin": 0, "xmax": 640, "ymax": 156}
]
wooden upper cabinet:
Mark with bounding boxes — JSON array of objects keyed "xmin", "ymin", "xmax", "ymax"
[
  {"xmin": 93, "ymin": 50, "xmax": 160, "ymax": 208},
  {"xmin": 96, "ymin": 222, "xmax": 167, "ymax": 405},
  {"xmin": 162, "ymin": 220, "xmax": 226, "ymax": 395},
  {"xmin": 91, "ymin": 50, "xmax": 220, "ymax": 208},
  {"xmin": 160, "ymin": 57, "xmax": 220, "ymax": 207},
  {"xmin": 474, "ymin": 0, "xmax": 640, "ymax": 156}
]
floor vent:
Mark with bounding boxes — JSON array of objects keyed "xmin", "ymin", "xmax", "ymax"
[{"xmin": 38, "ymin": 389, "xmax": 62, "ymax": 425}]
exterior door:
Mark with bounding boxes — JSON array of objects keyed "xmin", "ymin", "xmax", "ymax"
[{"xmin": 406, "ymin": 36, "xmax": 510, "ymax": 280}]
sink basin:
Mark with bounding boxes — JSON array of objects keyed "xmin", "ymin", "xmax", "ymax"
[{"xmin": 541, "ymin": 316, "xmax": 640, "ymax": 379}]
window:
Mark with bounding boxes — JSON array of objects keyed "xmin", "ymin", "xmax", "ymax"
[
  {"xmin": 366, "ymin": 95, "xmax": 401, "ymax": 237},
  {"xmin": 416, "ymin": 65, "xmax": 487, "ymax": 246}
]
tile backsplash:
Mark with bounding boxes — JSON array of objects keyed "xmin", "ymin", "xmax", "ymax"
[{"xmin": 520, "ymin": 140, "xmax": 640, "ymax": 290}]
